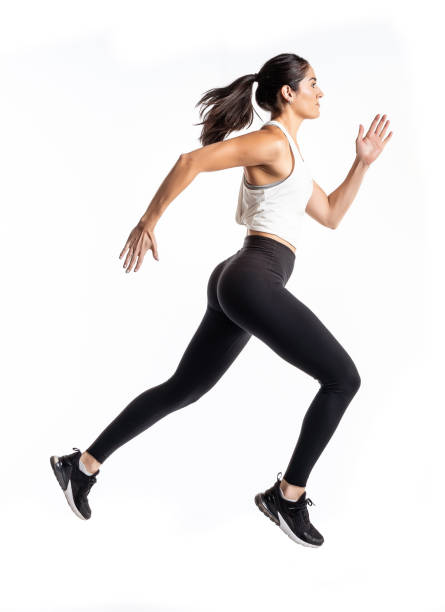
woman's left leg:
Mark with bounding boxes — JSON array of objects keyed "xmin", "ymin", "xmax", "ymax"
[{"xmin": 84, "ymin": 257, "xmax": 251, "ymax": 464}]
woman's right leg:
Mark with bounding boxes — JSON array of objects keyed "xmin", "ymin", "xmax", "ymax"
[
  {"xmin": 216, "ymin": 237, "xmax": 361, "ymax": 489},
  {"xmin": 85, "ymin": 256, "xmax": 251, "ymax": 464}
]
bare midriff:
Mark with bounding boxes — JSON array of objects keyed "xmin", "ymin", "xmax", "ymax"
[{"xmin": 246, "ymin": 229, "xmax": 296, "ymax": 254}]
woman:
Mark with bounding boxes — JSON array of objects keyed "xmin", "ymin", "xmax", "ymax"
[{"xmin": 50, "ymin": 52, "xmax": 392, "ymax": 547}]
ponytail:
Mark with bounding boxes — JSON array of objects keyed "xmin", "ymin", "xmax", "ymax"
[
  {"xmin": 194, "ymin": 73, "xmax": 260, "ymax": 146},
  {"xmin": 194, "ymin": 53, "xmax": 310, "ymax": 146}
]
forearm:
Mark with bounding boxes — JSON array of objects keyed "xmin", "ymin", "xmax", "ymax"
[
  {"xmin": 139, "ymin": 154, "xmax": 198, "ymax": 229},
  {"xmin": 328, "ymin": 156, "xmax": 369, "ymax": 228}
]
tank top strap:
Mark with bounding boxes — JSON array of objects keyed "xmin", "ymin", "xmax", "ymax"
[{"xmin": 263, "ymin": 120, "xmax": 299, "ymax": 157}]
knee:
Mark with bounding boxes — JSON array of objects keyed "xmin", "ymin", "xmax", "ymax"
[
  {"xmin": 342, "ymin": 363, "xmax": 361, "ymax": 396},
  {"xmin": 322, "ymin": 362, "xmax": 361, "ymax": 397}
]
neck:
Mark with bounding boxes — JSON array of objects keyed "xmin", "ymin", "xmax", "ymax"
[{"xmin": 270, "ymin": 113, "xmax": 303, "ymax": 138}]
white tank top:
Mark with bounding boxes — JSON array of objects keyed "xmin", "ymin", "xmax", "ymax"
[{"xmin": 235, "ymin": 119, "xmax": 313, "ymax": 249}]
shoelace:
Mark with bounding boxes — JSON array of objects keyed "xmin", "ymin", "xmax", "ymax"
[
  {"xmin": 287, "ymin": 498, "xmax": 315, "ymax": 509},
  {"xmin": 288, "ymin": 502, "xmax": 311, "ymax": 526}
]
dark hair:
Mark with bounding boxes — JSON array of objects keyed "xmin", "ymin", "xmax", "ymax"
[{"xmin": 194, "ymin": 52, "xmax": 310, "ymax": 146}]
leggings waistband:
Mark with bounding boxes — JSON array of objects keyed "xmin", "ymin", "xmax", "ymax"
[
  {"xmin": 243, "ymin": 234, "xmax": 295, "ymax": 257},
  {"xmin": 240, "ymin": 234, "xmax": 295, "ymax": 285}
]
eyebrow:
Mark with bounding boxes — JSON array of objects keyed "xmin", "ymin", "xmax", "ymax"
[{"xmin": 309, "ymin": 77, "xmax": 317, "ymax": 81}]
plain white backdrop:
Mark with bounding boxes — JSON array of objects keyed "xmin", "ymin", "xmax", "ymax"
[{"xmin": 1, "ymin": 1, "xmax": 443, "ymax": 611}]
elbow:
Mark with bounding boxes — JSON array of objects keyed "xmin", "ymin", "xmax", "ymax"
[
  {"xmin": 326, "ymin": 197, "xmax": 338, "ymax": 229},
  {"xmin": 178, "ymin": 152, "xmax": 191, "ymax": 164},
  {"xmin": 178, "ymin": 151, "xmax": 199, "ymax": 173}
]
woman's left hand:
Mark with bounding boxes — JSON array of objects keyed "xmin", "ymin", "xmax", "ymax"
[
  {"xmin": 356, "ymin": 114, "xmax": 393, "ymax": 167},
  {"xmin": 119, "ymin": 221, "xmax": 159, "ymax": 273}
]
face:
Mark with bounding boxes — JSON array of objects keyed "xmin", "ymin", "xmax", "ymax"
[{"xmin": 285, "ymin": 65, "xmax": 324, "ymax": 118}]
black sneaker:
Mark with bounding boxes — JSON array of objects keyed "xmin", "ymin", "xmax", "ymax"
[
  {"xmin": 254, "ymin": 472, "xmax": 324, "ymax": 547},
  {"xmin": 49, "ymin": 447, "xmax": 99, "ymax": 520}
]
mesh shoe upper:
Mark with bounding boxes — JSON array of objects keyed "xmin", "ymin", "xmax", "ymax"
[
  {"xmin": 60, "ymin": 447, "xmax": 99, "ymax": 519},
  {"xmin": 262, "ymin": 472, "xmax": 324, "ymax": 546}
]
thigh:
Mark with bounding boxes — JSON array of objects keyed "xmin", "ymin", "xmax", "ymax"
[
  {"xmin": 218, "ymin": 270, "xmax": 357, "ymax": 384},
  {"xmin": 172, "ymin": 251, "xmax": 251, "ymax": 392},
  {"xmin": 171, "ymin": 304, "xmax": 251, "ymax": 397}
]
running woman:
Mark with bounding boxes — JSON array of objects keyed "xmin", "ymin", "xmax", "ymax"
[{"xmin": 50, "ymin": 52, "xmax": 393, "ymax": 547}]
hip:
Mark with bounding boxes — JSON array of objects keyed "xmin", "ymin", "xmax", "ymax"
[{"xmin": 219, "ymin": 234, "xmax": 295, "ymax": 287}]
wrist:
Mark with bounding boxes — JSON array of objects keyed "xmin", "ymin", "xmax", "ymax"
[
  {"xmin": 355, "ymin": 156, "xmax": 370, "ymax": 171},
  {"xmin": 139, "ymin": 212, "xmax": 158, "ymax": 231}
]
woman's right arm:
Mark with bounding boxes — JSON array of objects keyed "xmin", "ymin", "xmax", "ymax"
[
  {"xmin": 139, "ymin": 130, "xmax": 282, "ymax": 229},
  {"xmin": 120, "ymin": 130, "xmax": 282, "ymax": 273}
]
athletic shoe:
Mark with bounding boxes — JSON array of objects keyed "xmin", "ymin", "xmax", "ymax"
[
  {"xmin": 254, "ymin": 471, "xmax": 324, "ymax": 547},
  {"xmin": 50, "ymin": 447, "xmax": 99, "ymax": 520}
]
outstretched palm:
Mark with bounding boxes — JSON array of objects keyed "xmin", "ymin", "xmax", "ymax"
[{"xmin": 356, "ymin": 114, "xmax": 393, "ymax": 166}]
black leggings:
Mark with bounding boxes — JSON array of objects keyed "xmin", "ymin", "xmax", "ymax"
[{"xmin": 86, "ymin": 235, "xmax": 361, "ymax": 486}]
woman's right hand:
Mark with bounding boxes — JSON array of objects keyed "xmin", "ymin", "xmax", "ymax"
[{"xmin": 119, "ymin": 221, "xmax": 159, "ymax": 273}]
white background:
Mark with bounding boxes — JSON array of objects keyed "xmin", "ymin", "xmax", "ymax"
[{"xmin": 1, "ymin": 1, "xmax": 443, "ymax": 611}]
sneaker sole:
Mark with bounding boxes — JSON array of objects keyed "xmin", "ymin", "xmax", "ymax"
[
  {"xmin": 254, "ymin": 493, "xmax": 322, "ymax": 548},
  {"xmin": 50, "ymin": 455, "xmax": 88, "ymax": 521}
]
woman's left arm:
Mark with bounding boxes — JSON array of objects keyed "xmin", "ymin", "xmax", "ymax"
[{"xmin": 327, "ymin": 113, "xmax": 393, "ymax": 228}]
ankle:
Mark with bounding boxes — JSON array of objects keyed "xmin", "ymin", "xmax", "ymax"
[
  {"xmin": 280, "ymin": 478, "xmax": 305, "ymax": 501},
  {"xmin": 80, "ymin": 451, "xmax": 101, "ymax": 473}
]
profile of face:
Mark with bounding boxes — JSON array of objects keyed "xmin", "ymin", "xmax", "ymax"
[{"xmin": 284, "ymin": 65, "xmax": 324, "ymax": 119}]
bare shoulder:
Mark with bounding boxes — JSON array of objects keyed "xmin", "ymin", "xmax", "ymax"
[{"xmin": 184, "ymin": 126, "xmax": 284, "ymax": 173}]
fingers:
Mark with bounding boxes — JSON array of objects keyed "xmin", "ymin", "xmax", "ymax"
[
  {"xmin": 133, "ymin": 251, "xmax": 146, "ymax": 272},
  {"xmin": 119, "ymin": 237, "xmax": 132, "ymax": 259},
  {"xmin": 374, "ymin": 114, "xmax": 387, "ymax": 134},
  {"xmin": 375, "ymin": 114, "xmax": 394, "ymax": 146},
  {"xmin": 150, "ymin": 233, "xmax": 159, "ymax": 261},
  {"xmin": 368, "ymin": 113, "xmax": 382, "ymax": 135},
  {"xmin": 143, "ymin": 226, "xmax": 159, "ymax": 261},
  {"xmin": 120, "ymin": 225, "xmax": 159, "ymax": 273},
  {"xmin": 367, "ymin": 113, "xmax": 385, "ymax": 137},
  {"xmin": 119, "ymin": 227, "xmax": 138, "ymax": 263},
  {"xmin": 382, "ymin": 131, "xmax": 393, "ymax": 145},
  {"xmin": 125, "ymin": 248, "xmax": 138, "ymax": 273},
  {"xmin": 124, "ymin": 233, "xmax": 144, "ymax": 273},
  {"xmin": 377, "ymin": 114, "xmax": 390, "ymax": 138},
  {"xmin": 123, "ymin": 240, "xmax": 137, "ymax": 270},
  {"xmin": 366, "ymin": 113, "xmax": 393, "ymax": 147},
  {"xmin": 131, "ymin": 234, "xmax": 151, "ymax": 272},
  {"xmin": 379, "ymin": 121, "xmax": 389, "ymax": 139},
  {"xmin": 370, "ymin": 113, "xmax": 391, "ymax": 136}
]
